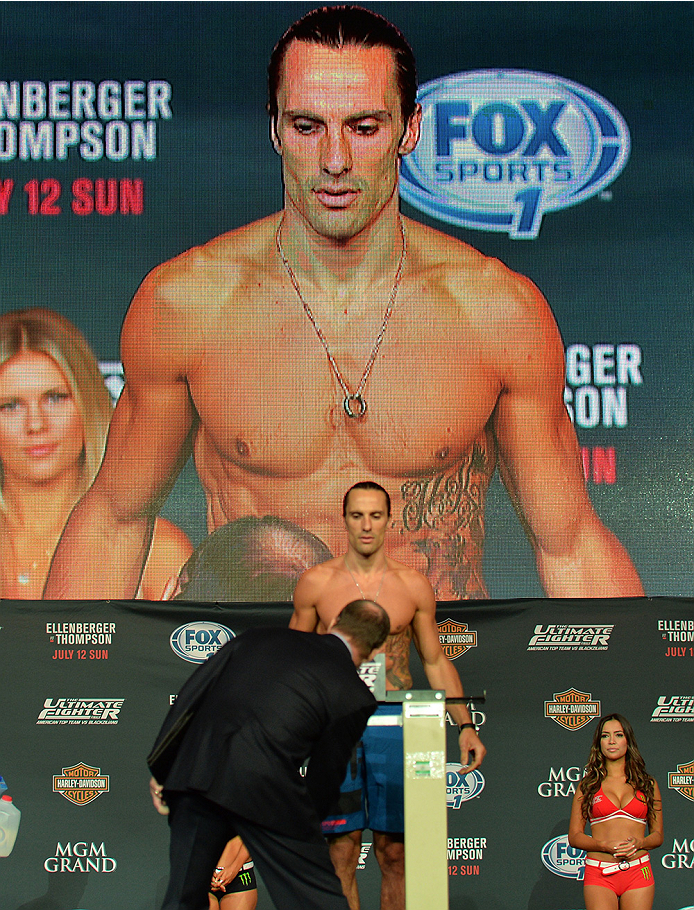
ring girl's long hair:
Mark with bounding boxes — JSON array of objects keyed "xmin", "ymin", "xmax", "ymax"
[{"xmin": 580, "ymin": 713, "xmax": 657, "ymax": 826}]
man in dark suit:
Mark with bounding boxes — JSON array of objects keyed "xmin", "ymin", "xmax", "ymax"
[{"xmin": 148, "ymin": 599, "xmax": 390, "ymax": 910}]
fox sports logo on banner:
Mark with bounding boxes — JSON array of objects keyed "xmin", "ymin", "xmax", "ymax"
[
  {"xmin": 541, "ymin": 834, "xmax": 586, "ymax": 880},
  {"xmin": 400, "ymin": 70, "xmax": 630, "ymax": 239},
  {"xmin": 446, "ymin": 763, "xmax": 485, "ymax": 809},
  {"xmin": 170, "ymin": 622, "xmax": 235, "ymax": 663}
]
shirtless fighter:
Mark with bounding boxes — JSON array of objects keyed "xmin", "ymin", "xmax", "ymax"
[
  {"xmin": 291, "ymin": 480, "xmax": 485, "ymax": 910},
  {"xmin": 44, "ymin": 6, "xmax": 643, "ymax": 600}
]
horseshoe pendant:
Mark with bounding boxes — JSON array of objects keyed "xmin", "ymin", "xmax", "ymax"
[{"xmin": 344, "ymin": 394, "xmax": 367, "ymax": 419}]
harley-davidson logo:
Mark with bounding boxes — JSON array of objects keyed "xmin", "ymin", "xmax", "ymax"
[
  {"xmin": 668, "ymin": 760, "xmax": 694, "ymax": 802},
  {"xmin": 52, "ymin": 762, "xmax": 109, "ymax": 805},
  {"xmin": 437, "ymin": 619, "xmax": 477, "ymax": 660},
  {"xmin": 544, "ymin": 688, "xmax": 600, "ymax": 730}
]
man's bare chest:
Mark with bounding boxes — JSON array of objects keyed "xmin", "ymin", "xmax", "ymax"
[{"xmin": 188, "ymin": 299, "xmax": 500, "ymax": 478}]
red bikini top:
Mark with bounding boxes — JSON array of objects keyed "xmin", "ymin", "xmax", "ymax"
[{"xmin": 589, "ymin": 787, "xmax": 647, "ymax": 825}]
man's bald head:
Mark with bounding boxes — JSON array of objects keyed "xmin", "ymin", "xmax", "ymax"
[{"xmin": 334, "ymin": 598, "xmax": 390, "ymax": 659}]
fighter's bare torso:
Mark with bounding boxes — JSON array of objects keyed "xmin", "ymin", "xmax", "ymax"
[
  {"xmin": 298, "ymin": 554, "xmax": 426, "ymax": 691},
  {"xmin": 136, "ymin": 212, "xmax": 556, "ymax": 599}
]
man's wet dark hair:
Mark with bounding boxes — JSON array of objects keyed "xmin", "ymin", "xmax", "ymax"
[
  {"xmin": 334, "ymin": 599, "xmax": 390, "ymax": 657},
  {"xmin": 342, "ymin": 481, "xmax": 391, "ymax": 518},
  {"xmin": 268, "ymin": 5, "xmax": 418, "ymax": 129}
]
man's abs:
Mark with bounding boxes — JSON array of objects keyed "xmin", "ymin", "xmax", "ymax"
[{"xmin": 194, "ymin": 423, "xmax": 496, "ymax": 600}]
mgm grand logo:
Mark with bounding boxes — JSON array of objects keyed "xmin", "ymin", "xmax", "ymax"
[
  {"xmin": 53, "ymin": 762, "xmax": 110, "ymax": 805},
  {"xmin": 668, "ymin": 761, "xmax": 694, "ymax": 803},
  {"xmin": 545, "ymin": 688, "xmax": 600, "ymax": 730},
  {"xmin": 437, "ymin": 619, "xmax": 477, "ymax": 660}
]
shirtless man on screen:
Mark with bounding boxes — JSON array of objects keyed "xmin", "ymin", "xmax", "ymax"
[
  {"xmin": 291, "ymin": 480, "xmax": 485, "ymax": 910},
  {"xmin": 44, "ymin": 6, "xmax": 643, "ymax": 601}
]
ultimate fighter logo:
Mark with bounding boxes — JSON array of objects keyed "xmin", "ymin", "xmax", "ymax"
[
  {"xmin": 668, "ymin": 760, "xmax": 694, "ymax": 802},
  {"xmin": 53, "ymin": 762, "xmax": 110, "ymax": 805},
  {"xmin": 545, "ymin": 688, "xmax": 600, "ymax": 730},
  {"xmin": 437, "ymin": 619, "xmax": 477, "ymax": 660}
]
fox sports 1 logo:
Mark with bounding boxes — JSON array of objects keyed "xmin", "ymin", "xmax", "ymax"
[
  {"xmin": 541, "ymin": 835, "xmax": 585, "ymax": 880},
  {"xmin": 400, "ymin": 69, "xmax": 630, "ymax": 239},
  {"xmin": 446, "ymin": 762, "xmax": 485, "ymax": 809},
  {"xmin": 170, "ymin": 622, "xmax": 235, "ymax": 663}
]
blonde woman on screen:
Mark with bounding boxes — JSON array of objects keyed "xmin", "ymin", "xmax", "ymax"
[{"xmin": 0, "ymin": 307, "xmax": 192, "ymax": 600}]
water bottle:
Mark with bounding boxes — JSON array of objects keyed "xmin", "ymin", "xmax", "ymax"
[{"xmin": 0, "ymin": 795, "xmax": 21, "ymax": 857}]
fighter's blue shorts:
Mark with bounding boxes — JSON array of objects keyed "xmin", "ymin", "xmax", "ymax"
[{"xmin": 321, "ymin": 704, "xmax": 403, "ymax": 836}]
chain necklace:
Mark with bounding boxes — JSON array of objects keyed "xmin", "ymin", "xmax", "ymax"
[
  {"xmin": 275, "ymin": 217, "xmax": 407, "ymax": 419},
  {"xmin": 345, "ymin": 559, "xmax": 388, "ymax": 602}
]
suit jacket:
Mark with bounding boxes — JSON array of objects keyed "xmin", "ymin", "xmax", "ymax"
[{"xmin": 148, "ymin": 627, "xmax": 376, "ymax": 838}]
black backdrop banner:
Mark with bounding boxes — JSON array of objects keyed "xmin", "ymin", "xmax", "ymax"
[{"xmin": 1, "ymin": 597, "xmax": 693, "ymax": 909}]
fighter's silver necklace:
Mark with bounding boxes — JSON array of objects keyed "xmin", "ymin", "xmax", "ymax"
[
  {"xmin": 275, "ymin": 217, "xmax": 407, "ymax": 420},
  {"xmin": 345, "ymin": 559, "xmax": 387, "ymax": 601}
]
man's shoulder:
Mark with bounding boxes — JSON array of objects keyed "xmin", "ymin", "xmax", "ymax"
[
  {"xmin": 241, "ymin": 625, "xmax": 307, "ymax": 646},
  {"xmin": 248, "ymin": 628, "xmax": 360, "ymax": 681},
  {"xmin": 139, "ymin": 213, "xmax": 280, "ymax": 304},
  {"xmin": 404, "ymin": 216, "xmax": 547, "ymax": 317},
  {"xmin": 405, "ymin": 216, "xmax": 485, "ymax": 269},
  {"xmin": 386, "ymin": 555, "xmax": 432, "ymax": 588},
  {"xmin": 241, "ymin": 625, "xmax": 340, "ymax": 651},
  {"xmin": 404, "ymin": 216, "xmax": 563, "ymax": 375},
  {"xmin": 120, "ymin": 213, "xmax": 281, "ymax": 364},
  {"xmin": 196, "ymin": 213, "xmax": 280, "ymax": 269},
  {"xmin": 296, "ymin": 556, "xmax": 345, "ymax": 596}
]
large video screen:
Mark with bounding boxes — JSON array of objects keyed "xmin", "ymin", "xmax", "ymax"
[{"xmin": 0, "ymin": 2, "xmax": 691, "ymax": 602}]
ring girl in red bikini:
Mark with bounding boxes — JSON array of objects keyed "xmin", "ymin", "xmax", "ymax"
[{"xmin": 569, "ymin": 713, "xmax": 663, "ymax": 909}]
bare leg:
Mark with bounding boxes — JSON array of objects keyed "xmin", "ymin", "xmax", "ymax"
[
  {"xmin": 218, "ymin": 889, "xmax": 258, "ymax": 910},
  {"xmin": 328, "ymin": 830, "xmax": 363, "ymax": 910},
  {"xmin": 584, "ymin": 885, "xmax": 619, "ymax": 910},
  {"xmin": 620, "ymin": 884, "xmax": 655, "ymax": 910},
  {"xmin": 374, "ymin": 831, "xmax": 405, "ymax": 910}
]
